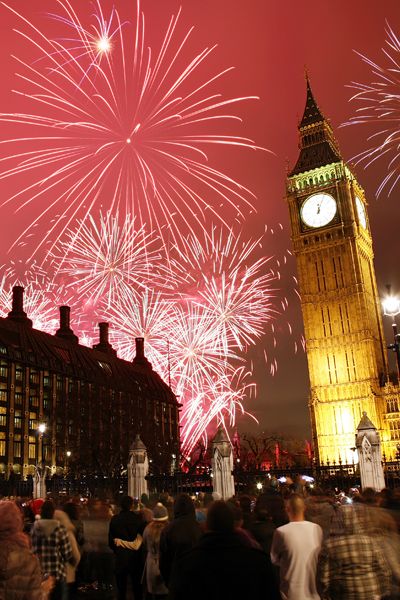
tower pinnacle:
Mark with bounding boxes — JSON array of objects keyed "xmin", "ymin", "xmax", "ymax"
[{"xmin": 290, "ymin": 76, "xmax": 342, "ymax": 176}]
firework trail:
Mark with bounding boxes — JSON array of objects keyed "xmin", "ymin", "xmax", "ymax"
[
  {"xmin": 55, "ymin": 210, "xmax": 162, "ymax": 307},
  {"xmin": 0, "ymin": 0, "xmax": 264, "ymax": 259},
  {"xmin": 345, "ymin": 22, "xmax": 400, "ymax": 196}
]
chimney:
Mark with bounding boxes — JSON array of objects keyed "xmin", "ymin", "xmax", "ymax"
[
  {"xmin": 93, "ymin": 322, "xmax": 116, "ymax": 355},
  {"xmin": 132, "ymin": 337, "xmax": 152, "ymax": 369},
  {"xmin": 7, "ymin": 286, "xmax": 32, "ymax": 327},
  {"xmin": 55, "ymin": 306, "xmax": 78, "ymax": 343}
]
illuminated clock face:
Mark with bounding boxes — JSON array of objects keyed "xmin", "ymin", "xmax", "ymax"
[
  {"xmin": 355, "ymin": 196, "xmax": 367, "ymax": 229},
  {"xmin": 300, "ymin": 193, "xmax": 337, "ymax": 228}
]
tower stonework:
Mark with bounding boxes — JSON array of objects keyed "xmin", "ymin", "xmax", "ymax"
[{"xmin": 286, "ymin": 79, "xmax": 400, "ymax": 463}]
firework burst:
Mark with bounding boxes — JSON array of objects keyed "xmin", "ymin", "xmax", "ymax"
[
  {"xmin": 180, "ymin": 366, "xmax": 256, "ymax": 455},
  {"xmin": 0, "ymin": 0, "xmax": 264, "ymax": 259},
  {"xmin": 0, "ymin": 267, "xmax": 64, "ymax": 334},
  {"xmin": 345, "ymin": 22, "xmax": 400, "ymax": 196},
  {"xmin": 104, "ymin": 288, "xmax": 175, "ymax": 376},
  {"xmin": 167, "ymin": 228, "xmax": 277, "ymax": 353},
  {"xmin": 55, "ymin": 210, "xmax": 162, "ymax": 307}
]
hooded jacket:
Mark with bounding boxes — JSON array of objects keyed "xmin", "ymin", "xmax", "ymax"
[{"xmin": 32, "ymin": 518, "xmax": 73, "ymax": 582}]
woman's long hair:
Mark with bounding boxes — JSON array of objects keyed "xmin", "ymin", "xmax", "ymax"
[{"xmin": 145, "ymin": 521, "xmax": 167, "ymax": 554}]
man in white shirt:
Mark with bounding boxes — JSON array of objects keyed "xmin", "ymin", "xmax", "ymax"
[{"xmin": 271, "ymin": 494, "xmax": 322, "ymax": 600}]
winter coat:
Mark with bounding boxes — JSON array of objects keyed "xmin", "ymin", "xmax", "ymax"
[
  {"xmin": 31, "ymin": 518, "xmax": 73, "ymax": 582},
  {"xmin": 143, "ymin": 523, "xmax": 168, "ymax": 596},
  {"xmin": 168, "ymin": 530, "xmax": 278, "ymax": 600},
  {"xmin": 54, "ymin": 510, "xmax": 80, "ymax": 584},
  {"xmin": 159, "ymin": 497, "xmax": 201, "ymax": 585},
  {"xmin": 0, "ymin": 540, "xmax": 43, "ymax": 600},
  {"xmin": 108, "ymin": 509, "xmax": 145, "ymax": 568}
]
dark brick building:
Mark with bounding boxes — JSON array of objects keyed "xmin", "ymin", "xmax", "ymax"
[{"xmin": 0, "ymin": 286, "xmax": 180, "ymax": 478}]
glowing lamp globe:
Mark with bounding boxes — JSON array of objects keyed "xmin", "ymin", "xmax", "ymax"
[{"xmin": 383, "ymin": 295, "xmax": 400, "ymax": 317}]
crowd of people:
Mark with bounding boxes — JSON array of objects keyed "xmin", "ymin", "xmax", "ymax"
[{"xmin": 1, "ymin": 483, "xmax": 400, "ymax": 599}]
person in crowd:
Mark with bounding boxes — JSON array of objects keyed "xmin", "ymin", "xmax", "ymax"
[
  {"xmin": 168, "ymin": 500, "xmax": 277, "ymax": 600},
  {"xmin": 247, "ymin": 494, "xmax": 276, "ymax": 555},
  {"xmin": 305, "ymin": 488, "xmax": 336, "ymax": 539},
  {"xmin": 109, "ymin": 495, "xmax": 145, "ymax": 600},
  {"xmin": 238, "ymin": 494, "xmax": 255, "ymax": 530},
  {"xmin": 159, "ymin": 493, "xmax": 201, "ymax": 587},
  {"xmin": 158, "ymin": 493, "xmax": 174, "ymax": 521},
  {"xmin": 80, "ymin": 499, "xmax": 114, "ymax": 594},
  {"xmin": 142, "ymin": 502, "xmax": 169, "ymax": 599},
  {"xmin": 263, "ymin": 490, "xmax": 289, "ymax": 528},
  {"xmin": 62, "ymin": 502, "xmax": 85, "ymax": 548},
  {"xmin": 32, "ymin": 499, "xmax": 73, "ymax": 600},
  {"xmin": 0, "ymin": 500, "xmax": 54, "ymax": 599},
  {"xmin": 317, "ymin": 502, "xmax": 393, "ymax": 599},
  {"xmin": 227, "ymin": 500, "xmax": 261, "ymax": 549},
  {"xmin": 271, "ymin": 493, "xmax": 323, "ymax": 600},
  {"xmin": 54, "ymin": 509, "xmax": 80, "ymax": 599}
]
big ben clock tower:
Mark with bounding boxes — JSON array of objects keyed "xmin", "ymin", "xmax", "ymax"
[{"xmin": 286, "ymin": 78, "xmax": 399, "ymax": 463}]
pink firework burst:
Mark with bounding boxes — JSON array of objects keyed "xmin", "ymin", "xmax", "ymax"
[
  {"xmin": 54, "ymin": 210, "xmax": 162, "ymax": 307},
  {"xmin": 166, "ymin": 301, "xmax": 240, "ymax": 401},
  {"xmin": 345, "ymin": 22, "xmax": 400, "ymax": 196},
  {"xmin": 167, "ymin": 228, "xmax": 277, "ymax": 353},
  {"xmin": 0, "ymin": 267, "xmax": 66, "ymax": 334},
  {"xmin": 103, "ymin": 288, "xmax": 175, "ymax": 376},
  {"xmin": 0, "ymin": 0, "xmax": 264, "ymax": 259},
  {"xmin": 180, "ymin": 366, "xmax": 257, "ymax": 456}
]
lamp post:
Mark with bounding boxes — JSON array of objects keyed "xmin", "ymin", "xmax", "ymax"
[
  {"xmin": 37, "ymin": 423, "xmax": 46, "ymax": 464},
  {"xmin": 382, "ymin": 290, "xmax": 400, "ymax": 380}
]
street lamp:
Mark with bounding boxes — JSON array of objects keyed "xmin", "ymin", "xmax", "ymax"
[
  {"xmin": 37, "ymin": 423, "xmax": 46, "ymax": 464},
  {"xmin": 382, "ymin": 290, "xmax": 400, "ymax": 380}
]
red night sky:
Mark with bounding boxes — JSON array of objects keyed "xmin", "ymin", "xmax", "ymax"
[{"xmin": 1, "ymin": 0, "xmax": 400, "ymax": 441}]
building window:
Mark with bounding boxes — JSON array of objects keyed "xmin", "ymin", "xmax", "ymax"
[
  {"xmin": 0, "ymin": 383, "xmax": 8, "ymax": 403},
  {"xmin": 28, "ymin": 436, "xmax": 36, "ymax": 459},
  {"xmin": 387, "ymin": 399, "xmax": 399, "ymax": 413},
  {"xmin": 29, "ymin": 395, "xmax": 39, "ymax": 408},
  {"xmin": 98, "ymin": 361, "xmax": 112, "ymax": 375},
  {"xmin": 315, "ymin": 260, "xmax": 326, "ymax": 292},
  {"xmin": 14, "ymin": 435, "xmax": 22, "ymax": 458},
  {"xmin": 0, "ymin": 406, "xmax": 6, "ymax": 427},
  {"xmin": 14, "ymin": 410, "xmax": 22, "ymax": 429},
  {"xmin": 0, "ymin": 361, "xmax": 8, "ymax": 378},
  {"xmin": 29, "ymin": 412, "xmax": 37, "ymax": 431},
  {"xmin": 29, "ymin": 371, "xmax": 39, "ymax": 385}
]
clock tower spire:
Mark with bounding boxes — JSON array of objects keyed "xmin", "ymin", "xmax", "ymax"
[
  {"xmin": 290, "ymin": 77, "xmax": 341, "ymax": 176},
  {"xmin": 286, "ymin": 78, "xmax": 398, "ymax": 464}
]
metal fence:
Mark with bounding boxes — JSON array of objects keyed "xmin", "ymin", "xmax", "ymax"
[{"xmin": 1, "ymin": 460, "xmax": 399, "ymax": 499}]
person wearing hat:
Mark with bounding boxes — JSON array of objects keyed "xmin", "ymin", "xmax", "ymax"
[{"xmin": 142, "ymin": 503, "xmax": 169, "ymax": 599}]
